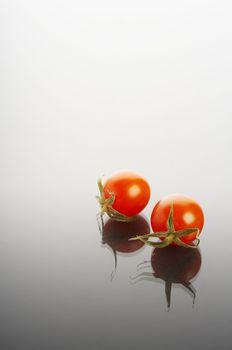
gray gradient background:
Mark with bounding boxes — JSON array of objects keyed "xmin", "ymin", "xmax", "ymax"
[{"xmin": 1, "ymin": 1, "xmax": 232, "ymax": 349}]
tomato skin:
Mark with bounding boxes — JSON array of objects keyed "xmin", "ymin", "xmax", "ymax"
[
  {"xmin": 151, "ymin": 194, "xmax": 204, "ymax": 244},
  {"xmin": 103, "ymin": 171, "xmax": 150, "ymax": 217},
  {"xmin": 103, "ymin": 215, "xmax": 150, "ymax": 253}
]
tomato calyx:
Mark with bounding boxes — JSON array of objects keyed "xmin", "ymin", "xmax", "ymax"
[
  {"xmin": 97, "ymin": 179, "xmax": 133, "ymax": 222},
  {"xmin": 129, "ymin": 204, "xmax": 200, "ymax": 248}
]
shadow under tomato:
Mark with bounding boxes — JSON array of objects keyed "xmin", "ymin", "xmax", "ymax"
[
  {"xmin": 101, "ymin": 215, "xmax": 150, "ymax": 280},
  {"xmin": 131, "ymin": 246, "xmax": 202, "ymax": 310}
]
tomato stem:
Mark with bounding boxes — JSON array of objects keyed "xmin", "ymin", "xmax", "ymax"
[
  {"xmin": 97, "ymin": 178, "xmax": 133, "ymax": 222},
  {"xmin": 129, "ymin": 205, "xmax": 200, "ymax": 248}
]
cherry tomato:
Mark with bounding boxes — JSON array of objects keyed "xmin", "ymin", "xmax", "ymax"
[
  {"xmin": 151, "ymin": 194, "xmax": 204, "ymax": 244},
  {"xmin": 103, "ymin": 171, "xmax": 150, "ymax": 217}
]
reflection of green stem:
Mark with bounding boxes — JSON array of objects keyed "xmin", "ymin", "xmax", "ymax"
[
  {"xmin": 165, "ymin": 280, "xmax": 172, "ymax": 311},
  {"xmin": 97, "ymin": 178, "xmax": 133, "ymax": 222},
  {"xmin": 110, "ymin": 248, "xmax": 117, "ymax": 282},
  {"xmin": 129, "ymin": 204, "xmax": 200, "ymax": 248},
  {"xmin": 182, "ymin": 281, "xmax": 196, "ymax": 306},
  {"xmin": 101, "ymin": 225, "xmax": 117, "ymax": 282},
  {"xmin": 130, "ymin": 271, "xmax": 197, "ymax": 310}
]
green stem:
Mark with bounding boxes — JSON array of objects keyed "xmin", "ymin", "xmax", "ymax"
[
  {"xmin": 129, "ymin": 204, "xmax": 201, "ymax": 248},
  {"xmin": 136, "ymin": 234, "xmax": 175, "ymax": 248},
  {"xmin": 97, "ymin": 178, "xmax": 133, "ymax": 222},
  {"xmin": 129, "ymin": 232, "xmax": 168, "ymax": 241}
]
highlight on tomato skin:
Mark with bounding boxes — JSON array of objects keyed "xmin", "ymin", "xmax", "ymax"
[
  {"xmin": 151, "ymin": 194, "xmax": 204, "ymax": 244},
  {"xmin": 97, "ymin": 170, "xmax": 151, "ymax": 222}
]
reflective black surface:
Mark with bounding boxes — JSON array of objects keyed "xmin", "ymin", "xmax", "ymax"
[{"xmin": 1, "ymin": 192, "xmax": 232, "ymax": 350}]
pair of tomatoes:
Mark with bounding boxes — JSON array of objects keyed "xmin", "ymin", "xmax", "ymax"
[{"xmin": 97, "ymin": 171, "xmax": 204, "ymax": 248}]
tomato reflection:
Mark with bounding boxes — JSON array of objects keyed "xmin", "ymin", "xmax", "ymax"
[
  {"xmin": 102, "ymin": 215, "xmax": 150, "ymax": 279},
  {"xmin": 132, "ymin": 246, "xmax": 202, "ymax": 309}
]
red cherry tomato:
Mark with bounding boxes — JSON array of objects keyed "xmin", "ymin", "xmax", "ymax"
[
  {"xmin": 151, "ymin": 194, "xmax": 204, "ymax": 244},
  {"xmin": 103, "ymin": 171, "xmax": 150, "ymax": 217}
]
